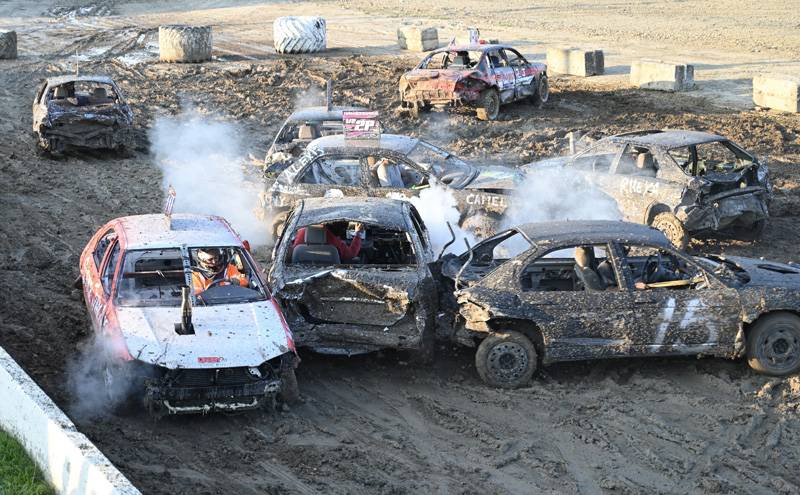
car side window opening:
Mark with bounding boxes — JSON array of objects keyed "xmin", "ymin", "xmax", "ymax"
[
  {"xmin": 486, "ymin": 50, "xmax": 502, "ymax": 69},
  {"xmin": 93, "ymin": 229, "xmax": 117, "ymax": 269},
  {"xmin": 101, "ymin": 241, "xmax": 121, "ymax": 294},
  {"xmin": 368, "ymin": 155, "xmax": 428, "ymax": 189},
  {"xmin": 406, "ymin": 141, "xmax": 472, "ymax": 185},
  {"xmin": 668, "ymin": 141, "xmax": 755, "ymax": 177},
  {"xmin": 620, "ymin": 244, "xmax": 707, "ymax": 290},
  {"xmin": 287, "ymin": 221, "xmax": 417, "ymax": 267},
  {"xmin": 521, "ymin": 244, "xmax": 618, "ymax": 292},
  {"xmin": 572, "ymin": 141, "xmax": 621, "ymax": 173},
  {"xmin": 408, "ymin": 207, "xmax": 429, "ymax": 250},
  {"xmin": 298, "ymin": 157, "xmax": 361, "ymax": 185},
  {"xmin": 502, "ymin": 49, "xmax": 524, "ymax": 67},
  {"xmin": 616, "ymin": 145, "xmax": 658, "ymax": 177}
]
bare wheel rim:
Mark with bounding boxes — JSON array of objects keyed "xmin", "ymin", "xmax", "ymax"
[
  {"xmin": 539, "ymin": 76, "xmax": 549, "ymax": 102},
  {"xmin": 486, "ymin": 92, "xmax": 499, "ymax": 119},
  {"xmin": 654, "ymin": 219, "xmax": 681, "ymax": 244},
  {"xmin": 758, "ymin": 325, "xmax": 800, "ymax": 371},
  {"xmin": 486, "ymin": 342, "xmax": 529, "ymax": 383}
]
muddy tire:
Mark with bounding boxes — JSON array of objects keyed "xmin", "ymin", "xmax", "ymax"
[
  {"xmin": 159, "ymin": 25, "xmax": 212, "ymax": 63},
  {"xmin": 532, "ymin": 73, "xmax": 549, "ymax": 107},
  {"xmin": 278, "ymin": 366, "xmax": 300, "ymax": 405},
  {"xmin": 746, "ymin": 313, "xmax": 800, "ymax": 376},
  {"xmin": 650, "ymin": 212, "xmax": 689, "ymax": 250},
  {"xmin": 273, "ymin": 16, "xmax": 326, "ymax": 54},
  {"xmin": 0, "ymin": 30, "xmax": 17, "ymax": 60},
  {"xmin": 475, "ymin": 330, "xmax": 537, "ymax": 388},
  {"xmin": 476, "ymin": 89, "xmax": 500, "ymax": 121}
]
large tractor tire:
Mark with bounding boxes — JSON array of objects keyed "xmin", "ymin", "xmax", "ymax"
[
  {"xmin": 273, "ymin": 16, "xmax": 327, "ymax": 54},
  {"xmin": 159, "ymin": 25, "xmax": 212, "ymax": 63},
  {"xmin": 0, "ymin": 30, "xmax": 17, "ymax": 60}
]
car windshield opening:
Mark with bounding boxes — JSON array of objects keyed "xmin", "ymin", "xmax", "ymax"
[
  {"xmin": 116, "ymin": 248, "xmax": 185, "ymax": 306},
  {"xmin": 189, "ymin": 246, "xmax": 267, "ymax": 305},
  {"xmin": 407, "ymin": 141, "xmax": 473, "ymax": 185},
  {"xmin": 287, "ymin": 221, "xmax": 417, "ymax": 267}
]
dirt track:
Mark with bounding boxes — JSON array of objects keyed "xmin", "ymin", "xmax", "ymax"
[{"xmin": 1, "ymin": 1, "xmax": 800, "ymax": 494}]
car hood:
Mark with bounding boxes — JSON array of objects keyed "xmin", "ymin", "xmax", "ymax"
[
  {"xmin": 465, "ymin": 165, "xmax": 524, "ymax": 190},
  {"xmin": 722, "ymin": 256, "xmax": 800, "ymax": 289},
  {"xmin": 115, "ymin": 300, "xmax": 292, "ymax": 369}
]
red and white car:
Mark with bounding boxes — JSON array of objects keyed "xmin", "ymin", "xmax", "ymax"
[{"xmin": 78, "ymin": 213, "xmax": 299, "ymax": 415}]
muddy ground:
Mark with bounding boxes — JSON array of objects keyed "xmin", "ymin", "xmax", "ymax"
[{"xmin": 1, "ymin": 2, "xmax": 800, "ymax": 494}]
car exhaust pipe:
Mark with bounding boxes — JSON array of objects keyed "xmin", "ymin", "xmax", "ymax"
[
  {"xmin": 454, "ymin": 238, "xmax": 473, "ymax": 290},
  {"xmin": 437, "ymin": 222, "xmax": 457, "ymax": 260}
]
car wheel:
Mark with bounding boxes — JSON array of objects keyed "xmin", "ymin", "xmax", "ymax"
[
  {"xmin": 650, "ymin": 212, "xmax": 689, "ymax": 250},
  {"xmin": 747, "ymin": 313, "xmax": 800, "ymax": 376},
  {"xmin": 532, "ymin": 73, "xmax": 549, "ymax": 107},
  {"xmin": 476, "ymin": 89, "xmax": 500, "ymax": 121},
  {"xmin": 278, "ymin": 366, "xmax": 300, "ymax": 405},
  {"xmin": 475, "ymin": 330, "xmax": 537, "ymax": 388}
]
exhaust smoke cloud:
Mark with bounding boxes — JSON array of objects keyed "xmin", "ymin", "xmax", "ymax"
[
  {"xmin": 398, "ymin": 182, "xmax": 476, "ymax": 256},
  {"xmin": 150, "ymin": 107, "xmax": 270, "ymax": 246}
]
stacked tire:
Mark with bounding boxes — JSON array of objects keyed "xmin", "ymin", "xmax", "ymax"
[
  {"xmin": 273, "ymin": 16, "xmax": 326, "ymax": 54},
  {"xmin": 0, "ymin": 30, "xmax": 17, "ymax": 60},
  {"xmin": 159, "ymin": 25, "xmax": 212, "ymax": 63}
]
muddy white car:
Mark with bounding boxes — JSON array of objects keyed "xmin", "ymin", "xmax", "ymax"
[
  {"xmin": 264, "ymin": 105, "xmax": 367, "ymax": 175},
  {"xmin": 77, "ymin": 213, "xmax": 299, "ymax": 415},
  {"xmin": 269, "ymin": 197, "xmax": 438, "ymax": 360},
  {"xmin": 441, "ymin": 220, "xmax": 800, "ymax": 388},
  {"xmin": 262, "ymin": 133, "xmax": 523, "ymax": 238},
  {"xmin": 33, "ymin": 75, "xmax": 134, "ymax": 154},
  {"xmin": 523, "ymin": 130, "xmax": 772, "ymax": 248}
]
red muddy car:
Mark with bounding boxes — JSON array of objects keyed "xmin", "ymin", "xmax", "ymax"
[{"xmin": 399, "ymin": 44, "xmax": 548, "ymax": 121}]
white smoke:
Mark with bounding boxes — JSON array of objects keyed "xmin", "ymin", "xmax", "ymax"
[
  {"xmin": 150, "ymin": 108, "xmax": 270, "ymax": 246},
  {"xmin": 398, "ymin": 182, "xmax": 476, "ymax": 256},
  {"xmin": 293, "ymin": 86, "xmax": 326, "ymax": 111}
]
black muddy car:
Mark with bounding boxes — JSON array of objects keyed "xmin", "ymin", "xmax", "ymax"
[
  {"xmin": 524, "ymin": 130, "xmax": 772, "ymax": 248},
  {"xmin": 32, "ymin": 75, "xmax": 134, "ymax": 154},
  {"xmin": 269, "ymin": 197, "xmax": 438, "ymax": 360},
  {"xmin": 442, "ymin": 220, "xmax": 800, "ymax": 388}
]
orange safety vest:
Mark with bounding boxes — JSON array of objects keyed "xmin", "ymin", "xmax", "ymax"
[{"xmin": 192, "ymin": 265, "xmax": 248, "ymax": 294}]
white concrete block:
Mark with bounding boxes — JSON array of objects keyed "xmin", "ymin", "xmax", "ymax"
[
  {"xmin": 753, "ymin": 74, "xmax": 800, "ymax": 113},
  {"xmin": 397, "ymin": 26, "xmax": 438, "ymax": 52},
  {"xmin": 547, "ymin": 47, "xmax": 604, "ymax": 77},
  {"xmin": 0, "ymin": 346, "xmax": 140, "ymax": 495},
  {"xmin": 630, "ymin": 60, "xmax": 694, "ymax": 91}
]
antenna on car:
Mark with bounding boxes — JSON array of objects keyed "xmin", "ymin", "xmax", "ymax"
[
  {"xmin": 163, "ymin": 185, "xmax": 176, "ymax": 229},
  {"xmin": 454, "ymin": 238, "xmax": 473, "ymax": 289},
  {"xmin": 325, "ymin": 78, "xmax": 333, "ymax": 112},
  {"xmin": 438, "ymin": 222, "xmax": 456, "ymax": 260}
]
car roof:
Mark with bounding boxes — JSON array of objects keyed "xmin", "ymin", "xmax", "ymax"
[
  {"xmin": 295, "ymin": 197, "xmax": 411, "ymax": 231},
  {"xmin": 45, "ymin": 75, "xmax": 116, "ymax": 86},
  {"xmin": 308, "ymin": 133, "xmax": 420, "ymax": 155},
  {"xmin": 432, "ymin": 43, "xmax": 514, "ymax": 53},
  {"xmin": 609, "ymin": 130, "xmax": 726, "ymax": 149},
  {"xmin": 113, "ymin": 213, "xmax": 241, "ymax": 250},
  {"xmin": 514, "ymin": 220, "xmax": 672, "ymax": 248},
  {"xmin": 286, "ymin": 106, "xmax": 368, "ymax": 122}
]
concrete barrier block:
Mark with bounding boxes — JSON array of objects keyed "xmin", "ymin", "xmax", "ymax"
[
  {"xmin": 397, "ymin": 26, "xmax": 438, "ymax": 52},
  {"xmin": 0, "ymin": 346, "xmax": 140, "ymax": 494},
  {"xmin": 631, "ymin": 60, "xmax": 694, "ymax": 91},
  {"xmin": 753, "ymin": 74, "xmax": 800, "ymax": 113},
  {"xmin": 547, "ymin": 47, "xmax": 604, "ymax": 76}
]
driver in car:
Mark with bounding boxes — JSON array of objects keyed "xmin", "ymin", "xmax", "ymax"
[{"xmin": 191, "ymin": 248, "xmax": 248, "ymax": 294}]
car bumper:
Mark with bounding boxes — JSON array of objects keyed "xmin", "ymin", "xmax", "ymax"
[
  {"xmin": 401, "ymin": 89, "xmax": 479, "ymax": 107},
  {"xmin": 680, "ymin": 189, "xmax": 770, "ymax": 233},
  {"xmin": 145, "ymin": 378, "xmax": 281, "ymax": 415}
]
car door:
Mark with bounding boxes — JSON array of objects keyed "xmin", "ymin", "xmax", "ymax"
[
  {"xmin": 501, "ymin": 48, "xmax": 535, "ymax": 100},
  {"xmin": 614, "ymin": 242, "xmax": 741, "ymax": 356},
  {"xmin": 514, "ymin": 242, "xmax": 646, "ymax": 362},
  {"xmin": 487, "ymin": 49, "xmax": 516, "ymax": 102},
  {"xmin": 83, "ymin": 229, "xmax": 121, "ymax": 334}
]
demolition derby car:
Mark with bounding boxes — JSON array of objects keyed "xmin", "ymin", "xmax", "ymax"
[
  {"xmin": 269, "ymin": 197, "xmax": 437, "ymax": 360},
  {"xmin": 399, "ymin": 44, "xmax": 548, "ymax": 120},
  {"xmin": 524, "ymin": 130, "xmax": 772, "ymax": 248},
  {"xmin": 262, "ymin": 133, "xmax": 522, "ymax": 238},
  {"xmin": 442, "ymin": 220, "xmax": 800, "ymax": 388},
  {"xmin": 33, "ymin": 75, "xmax": 134, "ymax": 154},
  {"xmin": 77, "ymin": 213, "xmax": 299, "ymax": 415},
  {"xmin": 264, "ymin": 105, "xmax": 367, "ymax": 174}
]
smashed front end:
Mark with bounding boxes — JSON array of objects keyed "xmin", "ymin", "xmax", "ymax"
[
  {"xmin": 36, "ymin": 103, "xmax": 134, "ymax": 152},
  {"xmin": 399, "ymin": 70, "xmax": 486, "ymax": 110},
  {"xmin": 677, "ymin": 165, "xmax": 772, "ymax": 235},
  {"xmin": 143, "ymin": 354, "xmax": 294, "ymax": 416}
]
